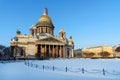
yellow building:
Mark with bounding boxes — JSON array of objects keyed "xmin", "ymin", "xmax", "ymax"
[
  {"xmin": 82, "ymin": 45, "xmax": 114, "ymax": 58},
  {"xmin": 10, "ymin": 8, "xmax": 74, "ymax": 59}
]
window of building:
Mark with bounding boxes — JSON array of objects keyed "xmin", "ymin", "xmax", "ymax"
[
  {"xmin": 46, "ymin": 28, "xmax": 47, "ymax": 33},
  {"xmin": 41, "ymin": 28, "xmax": 43, "ymax": 33},
  {"xmin": 32, "ymin": 30, "xmax": 34, "ymax": 36}
]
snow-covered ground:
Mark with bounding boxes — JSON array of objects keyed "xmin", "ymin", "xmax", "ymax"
[{"xmin": 0, "ymin": 58, "xmax": 120, "ymax": 80}]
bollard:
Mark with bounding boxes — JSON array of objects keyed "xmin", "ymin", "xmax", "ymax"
[
  {"xmin": 36, "ymin": 64, "xmax": 38, "ymax": 68},
  {"xmin": 103, "ymin": 68, "xmax": 105, "ymax": 76},
  {"xmin": 31, "ymin": 63, "xmax": 33, "ymax": 67},
  {"xmin": 82, "ymin": 68, "xmax": 84, "ymax": 74},
  {"xmin": 66, "ymin": 67, "xmax": 67, "ymax": 72},
  {"xmin": 43, "ymin": 65, "xmax": 44, "ymax": 70},
  {"xmin": 53, "ymin": 66, "xmax": 55, "ymax": 71}
]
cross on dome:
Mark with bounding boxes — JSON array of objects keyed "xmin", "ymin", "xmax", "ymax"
[{"xmin": 43, "ymin": 8, "xmax": 48, "ymax": 15}]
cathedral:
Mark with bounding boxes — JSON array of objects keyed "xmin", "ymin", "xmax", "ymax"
[{"xmin": 10, "ymin": 8, "xmax": 74, "ymax": 59}]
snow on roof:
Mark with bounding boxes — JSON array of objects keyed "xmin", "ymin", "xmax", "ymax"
[{"xmin": 85, "ymin": 45, "xmax": 112, "ymax": 49}]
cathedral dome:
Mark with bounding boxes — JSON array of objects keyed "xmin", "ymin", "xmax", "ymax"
[{"xmin": 36, "ymin": 8, "xmax": 54, "ymax": 27}]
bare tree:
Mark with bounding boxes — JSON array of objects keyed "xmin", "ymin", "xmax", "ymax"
[
  {"xmin": 99, "ymin": 51, "xmax": 111, "ymax": 58},
  {"xmin": 82, "ymin": 52, "xmax": 95, "ymax": 58}
]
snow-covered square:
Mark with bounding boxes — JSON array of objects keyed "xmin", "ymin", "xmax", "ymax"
[{"xmin": 0, "ymin": 58, "xmax": 120, "ymax": 80}]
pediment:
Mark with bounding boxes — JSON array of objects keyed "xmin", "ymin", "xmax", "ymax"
[{"xmin": 38, "ymin": 37, "xmax": 62, "ymax": 43}]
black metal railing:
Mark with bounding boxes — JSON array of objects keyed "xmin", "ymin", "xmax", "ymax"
[{"xmin": 24, "ymin": 60, "xmax": 120, "ymax": 76}]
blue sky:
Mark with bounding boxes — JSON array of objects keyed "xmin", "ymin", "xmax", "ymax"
[{"xmin": 0, "ymin": 0, "xmax": 120, "ymax": 49}]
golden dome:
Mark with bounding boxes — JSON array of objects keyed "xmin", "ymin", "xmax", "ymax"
[{"xmin": 36, "ymin": 8, "xmax": 54, "ymax": 27}]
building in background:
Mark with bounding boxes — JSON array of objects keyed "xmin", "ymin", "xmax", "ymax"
[
  {"xmin": 74, "ymin": 49, "xmax": 82, "ymax": 58},
  {"xmin": 81, "ymin": 45, "xmax": 114, "ymax": 58},
  {"xmin": 10, "ymin": 8, "xmax": 74, "ymax": 59}
]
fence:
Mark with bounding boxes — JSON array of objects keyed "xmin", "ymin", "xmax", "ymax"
[{"xmin": 24, "ymin": 60, "xmax": 120, "ymax": 76}]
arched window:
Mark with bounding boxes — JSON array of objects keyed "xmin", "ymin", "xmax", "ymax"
[
  {"xmin": 41, "ymin": 28, "xmax": 43, "ymax": 33},
  {"xmin": 62, "ymin": 33, "xmax": 64, "ymax": 37},
  {"xmin": 32, "ymin": 30, "xmax": 34, "ymax": 36}
]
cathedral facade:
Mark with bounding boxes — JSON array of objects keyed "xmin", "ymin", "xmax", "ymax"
[{"xmin": 10, "ymin": 8, "xmax": 74, "ymax": 59}]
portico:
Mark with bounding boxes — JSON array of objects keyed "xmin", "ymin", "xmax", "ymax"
[{"xmin": 36, "ymin": 44, "xmax": 65, "ymax": 59}]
